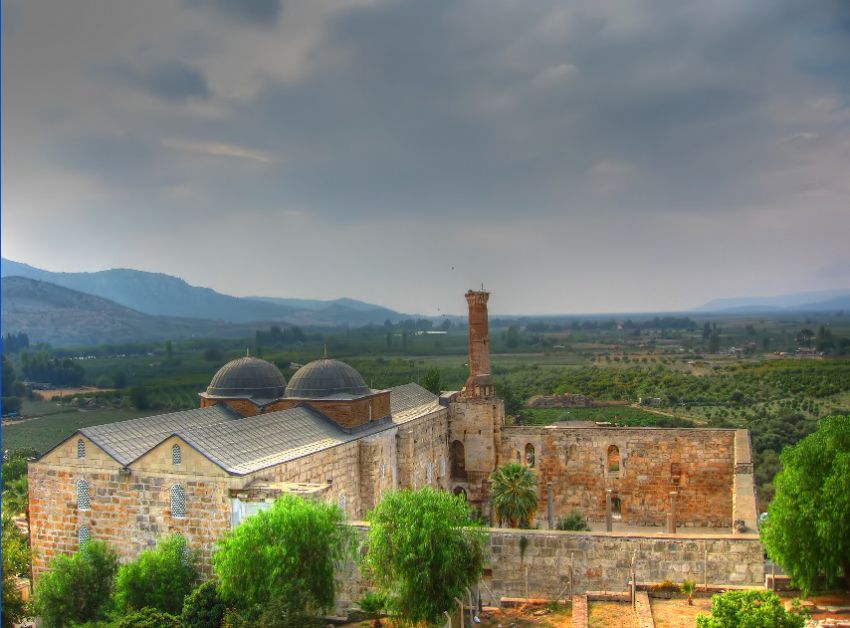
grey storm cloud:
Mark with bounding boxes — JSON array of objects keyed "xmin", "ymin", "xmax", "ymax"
[
  {"xmin": 105, "ymin": 59, "xmax": 211, "ymax": 103},
  {"xmin": 184, "ymin": 0, "xmax": 281, "ymax": 26},
  {"xmin": 3, "ymin": 0, "xmax": 849, "ymax": 312}
]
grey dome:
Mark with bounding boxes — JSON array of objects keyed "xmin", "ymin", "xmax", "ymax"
[
  {"xmin": 206, "ymin": 357, "xmax": 286, "ymax": 399},
  {"xmin": 286, "ymin": 359, "xmax": 370, "ymax": 398}
]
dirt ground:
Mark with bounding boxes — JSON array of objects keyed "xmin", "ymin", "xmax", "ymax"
[
  {"xmin": 341, "ymin": 604, "xmax": 572, "ymax": 627},
  {"xmin": 650, "ymin": 597, "xmax": 713, "ymax": 628},
  {"xmin": 33, "ymin": 387, "xmax": 111, "ymax": 400},
  {"xmin": 588, "ymin": 601, "xmax": 637, "ymax": 628}
]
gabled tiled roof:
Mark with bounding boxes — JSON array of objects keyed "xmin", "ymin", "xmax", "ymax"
[
  {"xmin": 72, "ymin": 383, "xmax": 440, "ymax": 475},
  {"xmin": 80, "ymin": 405, "xmax": 238, "ymax": 465}
]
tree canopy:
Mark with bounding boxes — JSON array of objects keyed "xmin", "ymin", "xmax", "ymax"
[
  {"xmin": 32, "ymin": 540, "xmax": 119, "ymax": 627},
  {"xmin": 114, "ymin": 534, "xmax": 199, "ymax": 615},
  {"xmin": 490, "ymin": 462, "xmax": 538, "ymax": 528},
  {"xmin": 363, "ymin": 487, "xmax": 485, "ymax": 626},
  {"xmin": 762, "ymin": 415, "xmax": 850, "ymax": 593},
  {"xmin": 212, "ymin": 494, "xmax": 353, "ymax": 615}
]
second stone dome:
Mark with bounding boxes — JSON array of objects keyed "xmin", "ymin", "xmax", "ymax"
[{"xmin": 286, "ymin": 358, "xmax": 371, "ymax": 398}]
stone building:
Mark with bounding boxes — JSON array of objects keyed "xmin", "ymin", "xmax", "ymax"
[{"xmin": 28, "ymin": 290, "xmax": 761, "ymax": 592}]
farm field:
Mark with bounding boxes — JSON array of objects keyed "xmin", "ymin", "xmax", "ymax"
[{"xmin": 2, "ymin": 400, "xmax": 149, "ymax": 453}]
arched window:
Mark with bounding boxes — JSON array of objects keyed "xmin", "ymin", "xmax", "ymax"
[
  {"xmin": 170, "ymin": 485, "xmax": 186, "ymax": 519},
  {"xmin": 525, "ymin": 444, "xmax": 536, "ymax": 468},
  {"xmin": 77, "ymin": 480, "xmax": 90, "ymax": 511},
  {"xmin": 611, "ymin": 496, "xmax": 622, "ymax": 519},
  {"xmin": 607, "ymin": 445, "xmax": 620, "ymax": 474},
  {"xmin": 77, "ymin": 439, "xmax": 86, "ymax": 459},
  {"xmin": 450, "ymin": 440, "xmax": 466, "ymax": 479},
  {"xmin": 453, "ymin": 486, "xmax": 467, "ymax": 500},
  {"xmin": 78, "ymin": 526, "xmax": 90, "ymax": 546},
  {"xmin": 172, "ymin": 444, "xmax": 182, "ymax": 465}
]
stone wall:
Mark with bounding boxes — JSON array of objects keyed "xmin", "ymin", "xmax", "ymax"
[
  {"xmin": 336, "ymin": 525, "xmax": 765, "ymax": 611},
  {"xmin": 395, "ymin": 406, "xmax": 451, "ymax": 492},
  {"xmin": 484, "ymin": 529, "xmax": 764, "ymax": 602},
  {"xmin": 448, "ymin": 397, "xmax": 504, "ymax": 511},
  {"xmin": 500, "ymin": 426, "xmax": 736, "ymax": 527},
  {"xmin": 28, "ymin": 435, "xmax": 234, "ymax": 578}
]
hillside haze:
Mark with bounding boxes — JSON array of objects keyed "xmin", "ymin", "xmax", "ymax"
[
  {"xmin": 695, "ymin": 289, "xmax": 850, "ymax": 313},
  {"xmin": 1, "ymin": 258, "xmax": 404, "ymax": 326},
  {"xmin": 0, "ymin": 276, "xmax": 260, "ymax": 346}
]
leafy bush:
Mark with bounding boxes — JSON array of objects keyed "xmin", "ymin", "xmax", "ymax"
[
  {"xmin": 181, "ymin": 580, "xmax": 227, "ymax": 628},
  {"xmin": 213, "ymin": 495, "xmax": 353, "ymax": 615},
  {"xmin": 32, "ymin": 540, "xmax": 119, "ymax": 627},
  {"xmin": 2, "ymin": 513, "xmax": 31, "ymax": 628},
  {"xmin": 696, "ymin": 590, "xmax": 808, "ymax": 628},
  {"xmin": 114, "ymin": 535, "xmax": 199, "ymax": 615},
  {"xmin": 556, "ymin": 510, "xmax": 590, "ymax": 531},
  {"xmin": 680, "ymin": 579, "xmax": 696, "ymax": 605},
  {"xmin": 363, "ymin": 487, "xmax": 486, "ymax": 626},
  {"xmin": 358, "ymin": 590, "xmax": 387, "ymax": 627},
  {"xmin": 257, "ymin": 588, "xmax": 326, "ymax": 628},
  {"xmin": 114, "ymin": 607, "xmax": 181, "ymax": 628}
]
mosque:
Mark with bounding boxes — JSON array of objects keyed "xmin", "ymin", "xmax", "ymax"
[{"xmin": 28, "ymin": 291, "xmax": 760, "ymax": 589}]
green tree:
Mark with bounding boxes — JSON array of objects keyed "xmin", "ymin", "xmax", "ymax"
[
  {"xmin": 696, "ymin": 590, "xmax": 807, "ymax": 628},
  {"xmin": 213, "ymin": 495, "xmax": 352, "ymax": 616},
  {"xmin": 128, "ymin": 386, "xmax": 150, "ymax": 410},
  {"xmin": 490, "ymin": 462, "xmax": 538, "ymax": 528},
  {"xmin": 114, "ymin": 535, "xmax": 199, "ymax": 615},
  {"xmin": 32, "ymin": 540, "xmax": 119, "ymax": 627},
  {"xmin": 115, "ymin": 607, "xmax": 181, "ymax": 628},
  {"xmin": 423, "ymin": 367, "xmax": 442, "ymax": 395},
  {"xmin": 762, "ymin": 415, "xmax": 850, "ymax": 593},
  {"xmin": 2, "ymin": 512, "xmax": 31, "ymax": 628},
  {"xmin": 363, "ymin": 487, "xmax": 485, "ymax": 626},
  {"xmin": 181, "ymin": 580, "xmax": 227, "ymax": 628}
]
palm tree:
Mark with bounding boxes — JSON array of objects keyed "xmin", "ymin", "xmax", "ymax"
[
  {"xmin": 2, "ymin": 475, "xmax": 29, "ymax": 520},
  {"xmin": 489, "ymin": 462, "xmax": 537, "ymax": 528}
]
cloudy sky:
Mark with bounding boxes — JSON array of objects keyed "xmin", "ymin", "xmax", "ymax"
[{"xmin": 3, "ymin": 0, "xmax": 849, "ymax": 315}]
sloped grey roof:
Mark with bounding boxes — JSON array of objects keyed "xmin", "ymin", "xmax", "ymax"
[
  {"xmin": 390, "ymin": 382, "xmax": 439, "ymax": 415},
  {"xmin": 73, "ymin": 383, "xmax": 441, "ymax": 475},
  {"xmin": 177, "ymin": 406, "xmax": 355, "ymax": 475},
  {"xmin": 80, "ymin": 405, "xmax": 238, "ymax": 465}
]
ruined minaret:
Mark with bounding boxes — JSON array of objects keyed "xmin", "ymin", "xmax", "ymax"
[{"xmin": 462, "ymin": 289, "xmax": 495, "ymax": 398}]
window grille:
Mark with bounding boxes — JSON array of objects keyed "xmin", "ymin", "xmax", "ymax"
[
  {"xmin": 339, "ymin": 493, "xmax": 346, "ymax": 512},
  {"xmin": 427, "ymin": 462, "xmax": 433, "ymax": 484},
  {"xmin": 171, "ymin": 485, "xmax": 186, "ymax": 518},
  {"xmin": 78, "ymin": 526, "xmax": 90, "ymax": 546},
  {"xmin": 172, "ymin": 444, "xmax": 182, "ymax": 465},
  {"xmin": 77, "ymin": 480, "xmax": 90, "ymax": 511},
  {"xmin": 77, "ymin": 439, "xmax": 86, "ymax": 459}
]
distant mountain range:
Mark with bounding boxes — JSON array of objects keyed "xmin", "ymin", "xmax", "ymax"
[
  {"xmin": 695, "ymin": 289, "xmax": 850, "ymax": 313},
  {"xmin": 1, "ymin": 258, "xmax": 405, "ymax": 327},
  {"xmin": 1, "ymin": 276, "xmax": 259, "ymax": 346}
]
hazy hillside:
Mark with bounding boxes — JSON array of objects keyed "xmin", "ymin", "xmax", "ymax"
[
  {"xmin": 1, "ymin": 276, "xmax": 257, "ymax": 346},
  {"xmin": 1, "ymin": 258, "xmax": 404, "ymax": 325},
  {"xmin": 696, "ymin": 289, "xmax": 850, "ymax": 313}
]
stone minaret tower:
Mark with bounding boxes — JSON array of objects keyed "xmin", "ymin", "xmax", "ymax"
[
  {"xmin": 449, "ymin": 289, "xmax": 504, "ymax": 517},
  {"xmin": 462, "ymin": 290, "xmax": 496, "ymax": 398}
]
